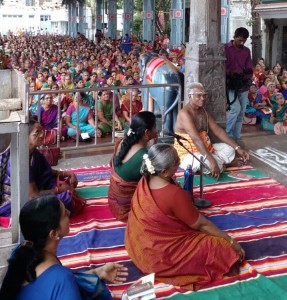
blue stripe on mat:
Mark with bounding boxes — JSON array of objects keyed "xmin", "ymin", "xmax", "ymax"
[{"xmin": 58, "ymin": 227, "xmax": 125, "ymax": 256}]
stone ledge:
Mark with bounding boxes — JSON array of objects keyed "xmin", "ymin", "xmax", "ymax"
[
  {"xmin": 0, "ymin": 111, "xmax": 22, "ymax": 123},
  {"xmin": 0, "ymin": 98, "xmax": 22, "ymax": 111}
]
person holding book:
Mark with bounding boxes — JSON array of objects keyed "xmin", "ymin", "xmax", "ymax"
[
  {"xmin": 125, "ymin": 144, "xmax": 245, "ymax": 291},
  {"xmin": 108, "ymin": 112, "xmax": 157, "ymax": 222},
  {"xmin": 0, "ymin": 194, "xmax": 128, "ymax": 299}
]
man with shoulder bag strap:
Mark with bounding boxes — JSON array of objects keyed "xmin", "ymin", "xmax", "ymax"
[{"xmin": 225, "ymin": 27, "xmax": 253, "ymax": 141}]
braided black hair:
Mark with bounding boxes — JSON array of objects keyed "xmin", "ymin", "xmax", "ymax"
[{"xmin": 114, "ymin": 111, "xmax": 156, "ymax": 166}]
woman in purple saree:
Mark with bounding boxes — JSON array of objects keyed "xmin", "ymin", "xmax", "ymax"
[
  {"xmin": 40, "ymin": 94, "xmax": 67, "ymax": 140},
  {"xmin": 0, "ymin": 117, "xmax": 79, "ymax": 225}
]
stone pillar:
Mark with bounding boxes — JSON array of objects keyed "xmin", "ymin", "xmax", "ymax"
[
  {"xmin": 107, "ymin": 0, "xmax": 117, "ymax": 39},
  {"xmin": 170, "ymin": 0, "xmax": 185, "ymax": 47},
  {"xmin": 96, "ymin": 0, "xmax": 103, "ymax": 31},
  {"xmin": 142, "ymin": 0, "xmax": 155, "ymax": 41},
  {"xmin": 251, "ymin": 0, "xmax": 262, "ymax": 65},
  {"xmin": 185, "ymin": 0, "xmax": 226, "ymax": 124},
  {"xmin": 70, "ymin": 1, "xmax": 78, "ymax": 37},
  {"xmin": 78, "ymin": 1, "xmax": 86, "ymax": 35},
  {"xmin": 123, "ymin": 0, "xmax": 133, "ymax": 36},
  {"xmin": 68, "ymin": 3, "xmax": 72, "ymax": 36}
]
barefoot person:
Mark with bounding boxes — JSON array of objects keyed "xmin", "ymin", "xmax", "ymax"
[
  {"xmin": 125, "ymin": 144, "xmax": 245, "ymax": 291},
  {"xmin": 174, "ymin": 82, "xmax": 249, "ymax": 178}
]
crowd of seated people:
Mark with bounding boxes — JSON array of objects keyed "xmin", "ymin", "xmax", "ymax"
[
  {"xmin": 0, "ymin": 32, "xmax": 186, "ymax": 144},
  {"xmin": 244, "ymin": 58, "xmax": 287, "ymax": 134},
  {"xmin": 3, "ymin": 32, "xmax": 246, "ymax": 296}
]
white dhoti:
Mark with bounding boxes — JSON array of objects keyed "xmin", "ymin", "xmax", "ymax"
[{"xmin": 180, "ymin": 143, "xmax": 235, "ymax": 174}]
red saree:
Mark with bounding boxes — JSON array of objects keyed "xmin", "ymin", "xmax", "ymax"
[
  {"xmin": 108, "ymin": 140, "xmax": 138, "ymax": 222},
  {"xmin": 125, "ymin": 177, "xmax": 239, "ymax": 290}
]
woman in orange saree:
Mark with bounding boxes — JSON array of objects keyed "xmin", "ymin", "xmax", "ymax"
[
  {"xmin": 125, "ymin": 144, "xmax": 245, "ymax": 290},
  {"xmin": 108, "ymin": 111, "xmax": 157, "ymax": 222}
]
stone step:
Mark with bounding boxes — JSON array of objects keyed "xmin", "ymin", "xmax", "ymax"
[
  {"xmin": 0, "ymin": 98, "xmax": 22, "ymax": 111},
  {"xmin": 0, "ymin": 231, "xmax": 13, "ymax": 284}
]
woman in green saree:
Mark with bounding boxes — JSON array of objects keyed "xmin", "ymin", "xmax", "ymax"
[
  {"xmin": 108, "ymin": 111, "xmax": 157, "ymax": 222},
  {"xmin": 97, "ymin": 91, "xmax": 125, "ymax": 136}
]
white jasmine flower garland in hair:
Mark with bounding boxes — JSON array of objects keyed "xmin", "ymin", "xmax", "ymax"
[
  {"xmin": 143, "ymin": 154, "xmax": 155, "ymax": 174},
  {"xmin": 127, "ymin": 128, "xmax": 134, "ymax": 136}
]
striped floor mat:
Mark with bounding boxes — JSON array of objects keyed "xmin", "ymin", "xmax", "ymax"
[{"xmin": 57, "ymin": 165, "xmax": 287, "ymax": 299}]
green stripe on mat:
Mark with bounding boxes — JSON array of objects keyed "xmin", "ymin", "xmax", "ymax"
[
  {"xmin": 167, "ymin": 275, "xmax": 287, "ymax": 300},
  {"xmin": 76, "ymin": 186, "xmax": 109, "ymax": 198},
  {"xmin": 269, "ymin": 275, "xmax": 287, "ymax": 294},
  {"xmin": 77, "ymin": 169, "xmax": 267, "ymax": 197},
  {"xmin": 177, "ymin": 169, "xmax": 267, "ymax": 186}
]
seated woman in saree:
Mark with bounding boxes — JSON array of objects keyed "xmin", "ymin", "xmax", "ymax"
[
  {"xmin": 0, "ymin": 117, "xmax": 80, "ymax": 218},
  {"xmin": 97, "ymin": 90, "xmax": 125, "ymax": 137},
  {"xmin": 0, "ymin": 194, "xmax": 128, "ymax": 300},
  {"xmin": 28, "ymin": 81, "xmax": 41, "ymax": 116},
  {"xmin": 245, "ymin": 84, "xmax": 265, "ymax": 122},
  {"xmin": 66, "ymin": 92, "xmax": 102, "ymax": 140},
  {"xmin": 264, "ymin": 93, "xmax": 287, "ymax": 132},
  {"xmin": 39, "ymin": 94, "xmax": 67, "ymax": 142},
  {"xmin": 262, "ymin": 81, "xmax": 277, "ymax": 107},
  {"xmin": 0, "ymin": 135, "xmax": 11, "ymax": 223},
  {"xmin": 108, "ymin": 111, "xmax": 157, "ymax": 222},
  {"xmin": 121, "ymin": 88, "xmax": 143, "ymax": 124},
  {"xmin": 76, "ymin": 79, "xmax": 95, "ymax": 109},
  {"xmin": 28, "ymin": 116, "xmax": 81, "ymax": 214},
  {"xmin": 125, "ymin": 144, "xmax": 245, "ymax": 291},
  {"xmin": 35, "ymin": 72, "xmax": 46, "ymax": 90}
]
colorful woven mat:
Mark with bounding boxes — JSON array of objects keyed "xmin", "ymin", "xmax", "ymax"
[{"xmin": 57, "ymin": 165, "xmax": 287, "ymax": 299}]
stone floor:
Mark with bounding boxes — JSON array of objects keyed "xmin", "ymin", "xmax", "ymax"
[{"xmin": 56, "ymin": 124, "xmax": 287, "ymax": 186}]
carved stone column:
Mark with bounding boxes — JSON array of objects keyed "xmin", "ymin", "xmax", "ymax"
[
  {"xmin": 185, "ymin": 0, "xmax": 226, "ymax": 124},
  {"xmin": 107, "ymin": 0, "xmax": 117, "ymax": 39},
  {"xmin": 70, "ymin": 1, "xmax": 77, "ymax": 38},
  {"xmin": 170, "ymin": 0, "xmax": 185, "ymax": 47},
  {"xmin": 96, "ymin": 0, "xmax": 103, "ymax": 31},
  {"xmin": 68, "ymin": 2, "xmax": 72, "ymax": 36},
  {"xmin": 78, "ymin": 1, "xmax": 86, "ymax": 35},
  {"xmin": 142, "ymin": 0, "xmax": 155, "ymax": 42},
  {"xmin": 123, "ymin": 0, "xmax": 133, "ymax": 36}
]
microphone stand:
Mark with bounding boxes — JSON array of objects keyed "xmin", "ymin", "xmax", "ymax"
[{"xmin": 177, "ymin": 138, "xmax": 212, "ymax": 208}]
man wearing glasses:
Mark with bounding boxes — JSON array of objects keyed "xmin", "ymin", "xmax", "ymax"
[{"xmin": 174, "ymin": 82, "xmax": 249, "ymax": 178}]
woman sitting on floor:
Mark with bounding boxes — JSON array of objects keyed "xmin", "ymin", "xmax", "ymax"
[
  {"xmin": 270, "ymin": 93, "xmax": 287, "ymax": 134},
  {"xmin": 108, "ymin": 111, "xmax": 157, "ymax": 222},
  {"xmin": 66, "ymin": 92, "xmax": 102, "ymax": 140},
  {"xmin": 125, "ymin": 144, "xmax": 245, "ymax": 291},
  {"xmin": 97, "ymin": 90, "xmax": 125, "ymax": 137},
  {"xmin": 121, "ymin": 88, "xmax": 143, "ymax": 124},
  {"xmin": 0, "ymin": 117, "xmax": 80, "ymax": 217},
  {"xmin": 28, "ymin": 116, "xmax": 82, "ymax": 214},
  {"xmin": 0, "ymin": 194, "xmax": 128, "ymax": 299},
  {"xmin": 39, "ymin": 94, "xmax": 67, "ymax": 142}
]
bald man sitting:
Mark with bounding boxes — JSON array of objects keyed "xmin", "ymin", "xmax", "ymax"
[{"xmin": 174, "ymin": 82, "xmax": 249, "ymax": 178}]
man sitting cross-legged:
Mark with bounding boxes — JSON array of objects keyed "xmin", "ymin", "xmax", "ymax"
[{"xmin": 174, "ymin": 82, "xmax": 249, "ymax": 178}]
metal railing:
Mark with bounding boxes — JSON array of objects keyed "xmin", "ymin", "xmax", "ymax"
[{"xmin": 29, "ymin": 82, "xmax": 182, "ymax": 151}]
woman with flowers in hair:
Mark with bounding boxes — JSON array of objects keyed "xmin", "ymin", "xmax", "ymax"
[
  {"xmin": 125, "ymin": 143, "xmax": 245, "ymax": 291},
  {"xmin": 108, "ymin": 111, "xmax": 157, "ymax": 222}
]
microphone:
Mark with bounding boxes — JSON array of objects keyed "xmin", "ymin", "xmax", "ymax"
[{"xmin": 163, "ymin": 130, "xmax": 188, "ymax": 141}]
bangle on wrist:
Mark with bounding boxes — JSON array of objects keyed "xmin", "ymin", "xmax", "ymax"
[{"xmin": 235, "ymin": 146, "xmax": 241, "ymax": 151}]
